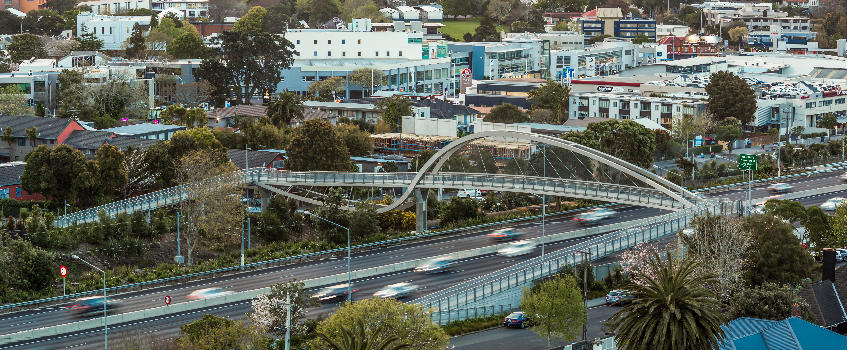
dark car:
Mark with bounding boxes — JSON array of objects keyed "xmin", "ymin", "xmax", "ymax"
[
  {"xmin": 503, "ymin": 311, "xmax": 531, "ymax": 328},
  {"xmin": 612, "ymin": 291, "xmax": 635, "ymax": 306},
  {"xmin": 69, "ymin": 297, "xmax": 119, "ymax": 317},
  {"xmin": 313, "ymin": 283, "xmax": 359, "ymax": 303}
]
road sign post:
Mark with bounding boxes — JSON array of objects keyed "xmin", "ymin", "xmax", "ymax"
[
  {"xmin": 165, "ymin": 295, "xmax": 171, "ymax": 306},
  {"xmin": 738, "ymin": 154, "xmax": 758, "ymax": 210},
  {"xmin": 59, "ymin": 265, "xmax": 67, "ymax": 296}
]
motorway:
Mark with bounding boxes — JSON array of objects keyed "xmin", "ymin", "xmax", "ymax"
[{"xmin": 1, "ymin": 171, "xmax": 845, "ymax": 349}]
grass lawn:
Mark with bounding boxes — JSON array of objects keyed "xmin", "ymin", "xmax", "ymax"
[{"xmin": 441, "ymin": 18, "xmax": 507, "ymax": 41}]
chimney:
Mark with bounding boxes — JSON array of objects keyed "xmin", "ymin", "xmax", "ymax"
[{"xmin": 822, "ymin": 248, "xmax": 836, "ymax": 283}]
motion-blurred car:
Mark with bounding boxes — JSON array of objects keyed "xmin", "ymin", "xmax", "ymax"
[
  {"xmin": 767, "ymin": 183, "xmax": 793, "ymax": 193},
  {"xmin": 503, "ymin": 311, "xmax": 531, "ymax": 328},
  {"xmin": 840, "ymin": 173, "xmax": 847, "ymax": 182},
  {"xmin": 497, "ymin": 240, "xmax": 537, "ymax": 257},
  {"xmin": 313, "ymin": 283, "xmax": 358, "ymax": 303},
  {"xmin": 69, "ymin": 297, "xmax": 119, "ymax": 317},
  {"xmin": 572, "ymin": 208, "xmax": 617, "ymax": 225},
  {"xmin": 487, "ymin": 228, "xmax": 522, "ymax": 241},
  {"xmin": 821, "ymin": 197, "xmax": 846, "ymax": 212},
  {"xmin": 373, "ymin": 282, "xmax": 419, "ymax": 299},
  {"xmin": 414, "ymin": 257, "xmax": 455, "ymax": 274},
  {"xmin": 186, "ymin": 287, "xmax": 232, "ymax": 301}
]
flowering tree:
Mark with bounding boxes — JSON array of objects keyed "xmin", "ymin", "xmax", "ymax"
[
  {"xmin": 682, "ymin": 214, "xmax": 751, "ymax": 296},
  {"xmin": 249, "ymin": 280, "xmax": 318, "ymax": 337},
  {"xmin": 619, "ymin": 242, "xmax": 664, "ymax": 287}
]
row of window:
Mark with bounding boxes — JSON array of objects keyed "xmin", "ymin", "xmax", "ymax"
[
  {"xmin": 296, "ymin": 68, "xmax": 450, "ymax": 84},
  {"xmin": 807, "ymin": 98, "xmax": 847, "ymax": 108},
  {"xmin": 296, "ymin": 39, "xmax": 362, "ymax": 45},
  {"xmin": 309, "ymin": 51, "xmax": 403, "ymax": 57},
  {"xmin": 581, "ymin": 98, "xmax": 694, "ymax": 114}
]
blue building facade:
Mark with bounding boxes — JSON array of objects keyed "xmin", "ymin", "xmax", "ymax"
[{"xmin": 581, "ymin": 19, "xmax": 656, "ymax": 44}]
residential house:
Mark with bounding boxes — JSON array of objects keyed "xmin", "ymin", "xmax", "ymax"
[
  {"xmin": 0, "ymin": 116, "xmax": 85, "ymax": 162},
  {"xmin": 718, "ymin": 317, "xmax": 847, "ymax": 350},
  {"xmin": 104, "ymin": 123, "xmax": 186, "ymax": 141},
  {"xmin": 799, "ymin": 249, "xmax": 847, "ymax": 333},
  {"xmin": 62, "ymin": 129, "xmax": 159, "ymax": 157},
  {"xmin": 0, "ymin": 162, "xmax": 44, "ymax": 201},
  {"xmin": 226, "ymin": 149, "xmax": 286, "ymax": 170},
  {"xmin": 207, "ymin": 105, "xmax": 268, "ymax": 127}
]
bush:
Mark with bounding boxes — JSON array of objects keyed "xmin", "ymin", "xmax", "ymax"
[
  {"xmin": 442, "ymin": 313, "xmax": 509, "ymax": 336},
  {"xmin": 691, "ymin": 144, "xmax": 724, "ymax": 155}
]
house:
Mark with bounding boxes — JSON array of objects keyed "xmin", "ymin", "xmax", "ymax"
[
  {"xmin": 62, "ymin": 130, "xmax": 159, "ymax": 158},
  {"xmin": 799, "ymin": 249, "xmax": 847, "ymax": 333},
  {"xmin": 0, "ymin": 116, "xmax": 85, "ymax": 162},
  {"xmin": 0, "ymin": 162, "xmax": 44, "ymax": 201},
  {"xmin": 226, "ymin": 149, "xmax": 286, "ymax": 170},
  {"xmin": 719, "ymin": 317, "xmax": 847, "ymax": 350},
  {"xmin": 207, "ymin": 105, "xmax": 268, "ymax": 127}
]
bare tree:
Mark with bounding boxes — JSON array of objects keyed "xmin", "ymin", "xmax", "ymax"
[
  {"xmin": 682, "ymin": 213, "xmax": 751, "ymax": 296},
  {"xmin": 176, "ymin": 149, "xmax": 243, "ymax": 265},
  {"xmin": 174, "ymin": 81, "xmax": 214, "ymax": 107},
  {"xmin": 122, "ymin": 147, "xmax": 153, "ymax": 197}
]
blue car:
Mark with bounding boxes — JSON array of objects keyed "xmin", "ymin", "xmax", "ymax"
[
  {"xmin": 69, "ymin": 297, "xmax": 119, "ymax": 317},
  {"xmin": 503, "ymin": 311, "xmax": 531, "ymax": 328}
]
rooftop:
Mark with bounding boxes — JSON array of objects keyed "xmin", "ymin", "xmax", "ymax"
[
  {"xmin": 103, "ymin": 123, "xmax": 186, "ymax": 135},
  {"xmin": 62, "ymin": 130, "xmax": 159, "ymax": 152},
  {"xmin": 0, "ymin": 161, "xmax": 26, "ymax": 187},
  {"xmin": 0, "ymin": 116, "xmax": 79, "ymax": 139}
]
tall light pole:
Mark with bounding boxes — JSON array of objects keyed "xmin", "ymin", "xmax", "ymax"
[
  {"xmin": 72, "ymin": 254, "xmax": 107, "ymax": 350},
  {"xmin": 541, "ymin": 144, "xmax": 546, "ymax": 262},
  {"xmin": 576, "ymin": 250, "xmax": 591, "ymax": 342},
  {"xmin": 304, "ymin": 211, "xmax": 352, "ymax": 301}
]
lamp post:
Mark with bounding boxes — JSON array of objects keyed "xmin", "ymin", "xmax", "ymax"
[
  {"xmin": 304, "ymin": 211, "xmax": 352, "ymax": 301},
  {"xmin": 575, "ymin": 250, "xmax": 591, "ymax": 342},
  {"xmin": 72, "ymin": 254, "xmax": 107, "ymax": 350}
]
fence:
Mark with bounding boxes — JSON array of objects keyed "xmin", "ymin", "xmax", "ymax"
[{"xmin": 416, "ymin": 199, "xmax": 742, "ymax": 325}]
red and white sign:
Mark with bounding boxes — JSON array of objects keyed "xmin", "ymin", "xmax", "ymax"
[
  {"xmin": 460, "ymin": 68, "xmax": 472, "ymax": 94},
  {"xmin": 165, "ymin": 295, "xmax": 172, "ymax": 305},
  {"xmin": 59, "ymin": 265, "xmax": 67, "ymax": 278}
]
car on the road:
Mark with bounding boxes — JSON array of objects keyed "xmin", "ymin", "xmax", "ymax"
[
  {"xmin": 503, "ymin": 311, "xmax": 531, "ymax": 328},
  {"xmin": 186, "ymin": 287, "xmax": 232, "ymax": 301},
  {"xmin": 69, "ymin": 297, "xmax": 119, "ymax": 317},
  {"xmin": 836, "ymin": 250, "xmax": 845, "ymax": 262},
  {"xmin": 497, "ymin": 240, "xmax": 537, "ymax": 257},
  {"xmin": 487, "ymin": 228, "xmax": 522, "ymax": 241},
  {"xmin": 605, "ymin": 290, "xmax": 626, "ymax": 305},
  {"xmin": 572, "ymin": 208, "xmax": 617, "ymax": 225},
  {"xmin": 767, "ymin": 183, "xmax": 793, "ymax": 193},
  {"xmin": 821, "ymin": 197, "xmax": 846, "ymax": 212},
  {"xmin": 313, "ymin": 283, "xmax": 359, "ymax": 303},
  {"xmin": 611, "ymin": 291, "xmax": 635, "ymax": 306},
  {"xmin": 414, "ymin": 256, "xmax": 455, "ymax": 274},
  {"xmin": 373, "ymin": 282, "xmax": 419, "ymax": 299}
]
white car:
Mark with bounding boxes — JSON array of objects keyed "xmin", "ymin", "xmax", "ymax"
[
  {"xmin": 457, "ymin": 189, "xmax": 482, "ymax": 199},
  {"xmin": 498, "ymin": 240, "xmax": 538, "ymax": 257},
  {"xmin": 414, "ymin": 257, "xmax": 454, "ymax": 274},
  {"xmin": 186, "ymin": 287, "xmax": 232, "ymax": 300},
  {"xmin": 821, "ymin": 197, "xmax": 846, "ymax": 212},
  {"xmin": 373, "ymin": 282, "xmax": 419, "ymax": 299},
  {"xmin": 767, "ymin": 183, "xmax": 793, "ymax": 193},
  {"xmin": 837, "ymin": 249, "xmax": 847, "ymax": 262}
]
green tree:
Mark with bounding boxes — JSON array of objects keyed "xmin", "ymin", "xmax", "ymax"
[
  {"xmin": 533, "ymin": 0, "xmax": 588, "ymax": 12},
  {"xmin": 375, "ymin": 95, "xmax": 413, "ymax": 129},
  {"xmin": 347, "ymin": 68, "xmax": 387, "ymax": 97},
  {"xmin": 76, "ymin": 31, "xmax": 103, "ymax": 51},
  {"xmin": 249, "ymin": 280, "xmax": 318, "ymax": 337},
  {"xmin": 125, "ymin": 24, "xmax": 147, "ymax": 58},
  {"xmin": 527, "ymin": 80, "xmax": 570, "ymax": 124},
  {"xmin": 818, "ymin": 113, "xmax": 838, "ymax": 132},
  {"xmin": 21, "ymin": 145, "xmax": 96, "ymax": 207},
  {"xmin": 805, "ymin": 206, "xmax": 832, "ymax": 251},
  {"xmin": 7, "ymin": 34, "xmax": 46, "ymax": 63},
  {"xmin": 483, "ymin": 103, "xmax": 530, "ymax": 124},
  {"xmin": 520, "ymin": 275, "xmax": 585, "ymax": 347},
  {"xmin": 510, "ymin": 9, "xmax": 546, "ymax": 33},
  {"xmin": 310, "ymin": 298, "xmax": 449, "ymax": 350},
  {"xmin": 831, "ymin": 204, "xmax": 847, "ymax": 249},
  {"xmin": 266, "ymin": 91, "xmax": 304, "ymax": 127},
  {"xmin": 56, "ymin": 70, "xmax": 84, "ymax": 117},
  {"xmin": 631, "ymin": 33, "xmax": 651, "ymax": 44},
  {"xmin": 728, "ymin": 26, "xmax": 748, "ymax": 50},
  {"xmin": 608, "ymin": 252, "xmax": 725, "ymax": 350},
  {"xmin": 95, "ymin": 144, "xmax": 128, "ymax": 199},
  {"xmin": 25, "ymin": 127, "xmax": 37, "ymax": 147},
  {"xmin": 564, "ymin": 119, "xmax": 656, "ymax": 168},
  {"xmin": 743, "ymin": 215, "xmax": 815, "ymax": 286},
  {"xmin": 0, "ymin": 11, "xmax": 22, "ymax": 35},
  {"xmin": 729, "ymin": 282, "xmax": 809, "ymax": 321},
  {"xmin": 340, "ymin": 0, "xmax": 382, "ymax": 23},
  {"xmin": 167, "ymin": 31, "xmax": 208, "ymax": 59},
  {"xmin": 715, "ymin": 117, "xmax": 743, "ymax": 154},
  {"xmin": 0, "ymin": 85, "xmax": 35, "ymax": 116},
  {"xmin": 349, "ymin": 204, "xmax": 380, "ymax": 240},
  {"xmin": 307, "ymin": 76, "xmax": 346, "ymax": 102},
  {"xmin": 254, "ymin": 195, "xmax": 302, "ymax": 242},
  {"xmin": 439, "ymin": 197, "xmax": 481, "ymax": 224},
  {"xmin": 176, "ymin": 314, "xmax": 269, "ymax": 350},
  {"xmin": 705, "ymin": 71, "xmax": 756, "ymax": 125},
  {"xmin": 473, "ymin": 15, "xmax": 500, "ymax": 41},
  {"xmin": 308, "ymin": 0, "xmax": 340, "ymax": 25},
  {"xmin": 21, "ymin": 10, "xmax": 66, "ymax": 36},
  {"xmin": 763, "ymin": 199, "xmax": 807, "ymax": 223},
  {"xmin": 1, "ymin": 126, "xmax": 14, "ymax": 155},
  {"xmin": 336, "ymin": 123, "xmax": 373, "ymax": 157},
  {"xmin": 588, "ymin": 34, "xmax": 613, "ymax": 44},
  {"xmin": 198, "ymin": 29, "xmax": 295, "ymax": 105},
  {"xmin": 286, "ymin": 119, "xmax": 350, "ymax": 171},
  {"xmin": 233, "ymin": 6, "xmax": 268, "ymax": 32},
  {"xmin": 242, "ymin": 117, "xmax": 285, "ymax": 149},
  {"xmin": 263, "ymin": 1, "xmax": 300, "ymax": 33}
]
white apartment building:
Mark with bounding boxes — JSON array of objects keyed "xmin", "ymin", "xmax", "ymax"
[
  {"xmin": 286, "ymin": 21, "xmax": 426, "ymax": 61},
  {"xmin": 504, "ymin": 31, "xmax": 584, "ymax": 50},
  {"xmin": 77, "ymin": 13, "xmax": 151, "ymax": 50},
  {"xmin": 78, "ymin": 0, "xmax": 208, "ymax": 17},
  {"xmin": 78, "ymin": 0, "xmax": 150, "ymax": 14},
  {"xmin": 569, "ymin": 92, "xmax": 708, "ymax": 128}
]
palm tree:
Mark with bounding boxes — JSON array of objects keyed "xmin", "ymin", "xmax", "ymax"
[
  {"xmin": 25, "ymin": 127, "xmax": 37, "ymax": 147},
  {"xmin": 2, "ymin": 127, "xmax": 15, "ymax": 161},
  {"xmin": 266, "ymin": 91, "xmax": 303, "ymax": 128},
  {"xmin": 316, "ymin": 320, "xmax": 408, "ymax": 350},
  {"xmin": 608, "ymin": 252, "xmax": 725, "ymax": 350}
]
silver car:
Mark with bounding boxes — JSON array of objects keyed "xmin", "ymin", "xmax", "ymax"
[
  {"xmin": 573, "ymin": 208, "xmax": 617, "ymax": 225},
  {"xmin": 767, "ymin": 183, "xmax": 793, "ymax": 193},
  {"xmin": 373, "ymin": 282, "xmax": 419, "ymax": 299},
  {"xmin": 821, "ymin": 197, "xmax": 845, "ymax": 212}
]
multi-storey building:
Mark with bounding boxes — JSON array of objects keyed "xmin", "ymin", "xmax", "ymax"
[
  {"xmin": 550, "ymin": 41, "xmax": 637, "ymax": 79},
  {"xmin": 447, "ymin": 40, "xmax": 547, "ymax": 81},
  {"xmin": 78, "ymin": 0, "xmax": 208, "ymax": 17},
  {"xmin": 0, "ymin": 0, "xmax": 45, "ymax": 13},
  {"xmin": 579, "ymin": 8, "xmax": 656, "ymax": 44},
  {"xmin": 569, "ymin": 91, "xmax": 708, "ymax": 128},
  {"xmin": 504, "ymin": 31, "xmax": 584, "ymax": 50},
  {"xmin": 76, "ymin": 13, "xmax": 152, "ymax": 50},
  {"xmin": 753, "ymin": 80, "xmax": 847, "ymax": 132},
  {"xmin": 77, "ymin": 0, "xmax": 150, "ymax": 15}
]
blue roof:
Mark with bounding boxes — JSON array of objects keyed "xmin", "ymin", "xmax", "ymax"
[
  {"xmin": 350, "ymin": 156, "xmax": 409, "ymax": 163},
  {"xmin": 104, "ymin": 123, "xmax": 186, "ymax": 135},
  {"xmin": 719, "ymin": 317, "xmax": 847, "ymax": 350},
  {"xmin": 514, "ymin": 123, "xmax": 586, "ymax": 133}
]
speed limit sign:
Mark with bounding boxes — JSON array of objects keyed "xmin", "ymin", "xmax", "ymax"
[
  {"xmin": 59, "ymin": 265, "xmax": 68, "ymax": 278},
  {"xmin": 165, "ymin": 295, "xmax": 171, "ymax": 305}
]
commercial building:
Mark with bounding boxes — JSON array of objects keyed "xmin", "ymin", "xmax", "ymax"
[
  {"xmin": 579, "ymin": 8, "xmax": 656, "ymax": 44},
  {"xmin": 78, "ymin": 0, "xmax": 209, "ymax": 18},
  {"xmin": 550, "ymin": 41, "xmax": 638, "ymax": 79},
  {"xmin": 753, "ymin": 80, "xmax": 847, "ymax": 132},
  {"xmin": 76, "ymin": 13, "xmax": 152, "ymax": 50},
  {"xmin": 0, "ymin": 71, "xmax": 60, "ymax": 116},
  {"xmin": 656, "ymin": 35, "xmax": 720, "ymax": 60},
  {"xmin": 504, "ymin": 32, "xmax": 584, "ymax": 50},
  {"xmin": 569, "ymin": 91, "xmax": 708, "ymax": 128},
  {"xmin": 465, "ymin": 80, "xmax": 543, "ymax": 109},
  {"xmin": 447, "ymin": 40, "xmax": 548, "ymax": 81}
]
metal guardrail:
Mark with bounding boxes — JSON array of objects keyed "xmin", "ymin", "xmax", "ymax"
[
  {"xmin": 413, "ymin": 199, "xmax": 742, "ymax": 324},
  {"xmin": 692, "ymin": 160, "xmax": 847, "ymax": 193}
]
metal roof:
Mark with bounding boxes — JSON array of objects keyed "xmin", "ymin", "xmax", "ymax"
[{"xmin": 104, "ymin": 123, "xmax": 186, "ymax": 135}]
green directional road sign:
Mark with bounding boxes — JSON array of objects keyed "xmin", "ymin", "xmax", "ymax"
[{"xmin": 738, "ymin": 154, "xmax": 757, "ymax": 170}]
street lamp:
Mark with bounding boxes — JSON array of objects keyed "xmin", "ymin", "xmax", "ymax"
[
  {"xmin": 303, "ymin": 211, "xmax": 352, "ymax": 301},
  {"xmin": 575, "ymin": 250, "xmax": 592, "ymax": 342},
  {"xmin": 72, "ymin": 254, "xmax": 107, "ymax": 350}
]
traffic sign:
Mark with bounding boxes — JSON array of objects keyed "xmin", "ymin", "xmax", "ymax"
[
  {"xmin": 59, "ymin": 265, "xmax": 67, "ymax": 278},
  {"xmin": 165, "ymin": 295, "xmax": 171, "ymax": 305},
  {"xmin": 738, "ymin": 154, "xmax": 757, "ymax": 170}
]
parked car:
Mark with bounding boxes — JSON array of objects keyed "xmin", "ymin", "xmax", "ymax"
[
  {"xmin": 836, "ymin": 249, "xmax": 847, "ymax": 262},
  {"xmin": 186, "ymin": 287, "xmax": 232, "ymax": 301},
  {"xmin": 613, "ymin": 291, "xmax": 635, "ymax": 306},
  {"xmin": 487, "ymin": 228, "xmax": 522, "ymax": 241},
  {"xmin": 414, "ymin": 257, "xmax": 454, "ymax": 273},
  {"xmin": 836, "ymin": 250, "xmax": 845, "ymax": 262},
  {"xmin": 497, "ymin": 240, "xmax": 537, "ymax": 257},
  {"xmin": 503, "ymin": 311, "xmax": 531, "ymax": 328},
  {"xmin": 605, "ymin": 290, "xmax": 626, "ymax": 305},
  {"xmin": 313, "ymin": 283, "xmax": 359, "ymax": 303},
  {"xmin": 69, "ymin": 297, "xmax": 119, "ymax": 317},
  {"xmin": 373, "ymin": 282, "xmax": 419, "ymax": 299},
  {"xmin": 457, "ymin": 189, "xmax": 482, "ymax": 199},
  {"xmin": 821, "ymin": 197, "xmax": 846, "ymax": 212},
  {"xmin": 573, "ymin": 208, "xmax": 617, "ymax": 226},
  {"xmin": 767, "ymin": 183, "xmax": 793, "ymax": 193}
]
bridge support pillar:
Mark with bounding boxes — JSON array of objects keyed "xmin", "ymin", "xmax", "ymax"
[
  {"xmin": 258, "ymin": 187, "xmax": 272, "ymax": 211},
  {"xmin": 414, "ymin": 189, "xmax": 428, "ymax": 233}
]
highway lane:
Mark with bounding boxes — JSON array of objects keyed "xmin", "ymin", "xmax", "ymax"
[{"xmin": 2, "ymin": 171, "xmax": 844, "ymax": 347}]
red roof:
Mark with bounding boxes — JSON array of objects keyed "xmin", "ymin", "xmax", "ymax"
[
  {"xmin": 657, "ymin": 36, "xmax": 685, "ymax": 45},
  {"xmin": 581, "ymin": 8, "xmax": 597, "ymax": 19}
]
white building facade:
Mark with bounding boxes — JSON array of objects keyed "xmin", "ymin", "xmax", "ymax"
[
  {"xmin": 569, "ymin": 92, "xmax": 708, "ymax": 128},
  {"xmin": 77, "ymin": 13, "xmax": 151, "ymax": 50},
  {"xmin": 550, "ymin": 41, "xmax": 638, "ymax": 79}
]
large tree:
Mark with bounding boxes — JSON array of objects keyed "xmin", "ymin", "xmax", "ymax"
[
  {"xmin": 472, "ymin": 15, "xmax": 500, "ymax": 42},
  {"xmin": 21, "ymin": 10, "xmax": 66, "ymax": 36},
  {"xmin": 520, "ymin": 275, "xmax": 585, "ymax": 347},
  {"xmin": 483, "ymin": 103, "xmax": 530, "ymax": 124},
  {"xmin": 95, "ymin": 144, "xmax": 128, "ymax": 200},
  {"xmin": 375, "ymin": 95, "xmax": 413, "ymax": 129},
  {"xmin": 263, "ymin": 0, "xmax": 300, "ymax": 33},
  {"xmin": 176, "ymin": 314, "xmax": 269, "ymax": 350},
  {"xmin": 308, "ymin": 0, "xmax": 341, "ymax": 26},
  {"xmin": 166, "ymin": 31, "xmax": 207, "ymax": 59},
  {"xmin": 729, "ymin": 282, "xmax": 809, "ymax": 321},
  {"xmin": 6, "ymin": 34, "xmax": 46, "ymax": 63},
  {"xmin": 266, "ymin": 91, "xmax": 304, "ymax": 127},
  {"xmin": 124, "ymin": 24, "xmax": 147, "ymax": 59},
  {"xmin": 743, "ymin": 214, "xmax": 815, "ymax": 286},
  {"xmin": 609, "ymin": 252, "xmax": 725, "ymax": 350},
  {"xmin": 307, "ymin": 76, "xmax": 346, "ymax": 102},
  {"xmin": 527, "ymin": 80, "xmax": 570, "ymax": 124},
  {"xmin": 310, "ymin": 298, "xmax": 449, "ymax": 350},
  {"xmin": 233, "ymin": 6, "xmax": 268, "ymax": 32},
  {"xmin": 705, "ymin": 71, "xmax": 756, "ymax": 125},
  {"xmin": 75, "ymin": 32, "xmax": 103, "ymax": 51},
  {"xmin": 347, "ymin": 68, "xmax": 387, "ymax": 97},
  {"xmin": 21, "ymin": 145, "xmax": 97, "ymax": 207},
  {"xmin": 336, "ymin": 124, "xmax": 373, "ymax": 157},
  {"xmin": 286, "ymin": 119, "xmax": 350, "ymax": 171},
  {"xmin": 564, "ymin": 119, "xmax": 656, "ymax": 168},
  {"xmin": 197, "ymin": 29, "xmax": 295, "ymax": 105},
  {"xmin": 715, "ymin": 117, "xmax": 743, "ymax": 154},
  {"xmin": 682, "ymin": 214, "xmax": 751, "ymax": 295}
]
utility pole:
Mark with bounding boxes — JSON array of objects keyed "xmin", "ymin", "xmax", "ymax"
[
  {"xmin": 576, "ymin": 250, "xmax": 591, "ymax": 342},
  {"xmin": 284, "ymin": 293, "xmax": 291, "ymax": 350}
]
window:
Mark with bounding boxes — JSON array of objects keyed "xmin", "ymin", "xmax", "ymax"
[
  {"xmin": 296, "ymin": 40, "xmax": 300, "ymax": 44},
  {"xmin": 17, "ymin": 139, "xmax": 25, "ymax": 146},
  {"xmin": 109, "ymin": 27, "xmax": 112, "ymax": 34},
  {"xmin": 375, "ymin": 51, "xmax": 379, "ymax": 56},
  {"xmin": 599, "ymin": 100, "xmax": 610, "ymax": 108},
  {"xmin": 327, "ymin": 51, "xmax": 331, "ymax": 56},
  {"xmin": 358, "ymin": 39, "xmax": 361, "ymax": 44},
  {"xmin": 313, "ymin": 51, "xmax": 317, "ymax": 56},
  {"xmin": 386, "ymin": 51, "xmax": 390, "ymax": 56},
  {"xmin": 398, "ymin": 51, "xmax": 403, "ymax": 56},
  {"xmin": 342, "ymin": 52, "xmax": 346, "ymax": 57},
  {"xmin": 342, "ymin": 39, "xmax": 346, "ymax": 44},
  {"xmin": 328, "ymin": 40, "xmax": 331, "ymax": 44},
  {"xmin": 357, "ymin": 51, "xmax": 361, "ymax": 56},
  {"xmin": 15, "ymin": 187, "xmax": 20, "ymax": 198},
  {"xmin": 273, "ymin": 160, "xmax": 284, "ymax": 169},
  {"xmin": 313, "ymin": 40, "xmax": 317, "ymax": 44}
]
